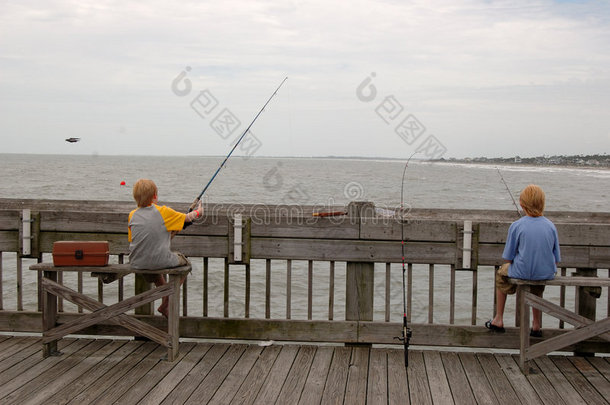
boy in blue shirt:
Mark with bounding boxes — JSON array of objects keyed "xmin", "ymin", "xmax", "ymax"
[{"xmin": 486, "ymin": 184, "xmax": 561, "ymax": 336}]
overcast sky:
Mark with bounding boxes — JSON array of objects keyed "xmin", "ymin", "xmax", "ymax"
[{"xmin": 1, "ymin": 0, "xmax": 609, "ymax": 159}]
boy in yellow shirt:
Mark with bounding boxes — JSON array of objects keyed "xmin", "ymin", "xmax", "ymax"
[{"xmin": 128, "ymin": 179, "xmax": 201, "ymax": 317}]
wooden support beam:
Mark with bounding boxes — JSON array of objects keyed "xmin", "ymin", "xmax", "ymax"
[
  {"xmin": 345, "ymin": 202, "xmax": 375, "ymax": 347},
  {"xmin": 525, "ymin": 292, "xmax": 610, "ymax": 342},
  {"xmin": 41, "ymin": 277, "xmax": 172, "ymax": 345},
  {"xmin": 526, "ymin": 317, "xmax": 610, "ymax": 360}
]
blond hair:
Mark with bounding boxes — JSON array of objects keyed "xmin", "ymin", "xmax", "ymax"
[
  {"xmin": 133, "ymin": 179, "xmax": 157, "ymax": 207},
  {"xmin": 519, "ymin": 184, "xmax": 545, "ymax": 217}
]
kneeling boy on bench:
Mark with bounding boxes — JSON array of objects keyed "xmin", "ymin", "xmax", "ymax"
[{"xmin": 128, "ymin": 179, "xmax": 201, "ymax": 317}]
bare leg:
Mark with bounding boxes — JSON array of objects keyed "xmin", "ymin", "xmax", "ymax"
[
  {"xmin": 492, "ymin": 288, "xmax": 507, "ymax": 328},
  {"xmin": 532, "ymin": 308, "xmax": 542, "ymax": 331},
  {"xmin": 153, "ymin": 274, "xmax": 169, "ymax": 318}
]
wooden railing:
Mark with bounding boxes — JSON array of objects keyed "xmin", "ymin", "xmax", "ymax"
[{"xmin": 0, "ymin": 199, "xmax": 609, "ymax": 353}]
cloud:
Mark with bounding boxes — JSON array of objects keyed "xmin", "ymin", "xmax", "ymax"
[{"xmin": 0, "ymin": 0, "xmax": 608, "ymax": 158}]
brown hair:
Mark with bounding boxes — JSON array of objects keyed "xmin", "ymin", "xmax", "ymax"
[
  {"xmin": 133, "ymin": 179, "xmax": 157, "ymax": 207},
  {"xmin": 519, "ymin": 184, "xmax": 545, "ymax": 217}
]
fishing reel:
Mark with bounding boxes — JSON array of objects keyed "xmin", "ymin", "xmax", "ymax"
[
  {"xmin": 394, "ymin": 326, "xmax": 412, "ymax": 343},
  {"xmin": 394, "ymin": 326, "xmax": 412, "ymax": 369}
]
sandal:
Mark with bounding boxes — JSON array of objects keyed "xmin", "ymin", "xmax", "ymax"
[{"xmin": 485, "ymin": 320, "xmax": 505, "ymax": 333}]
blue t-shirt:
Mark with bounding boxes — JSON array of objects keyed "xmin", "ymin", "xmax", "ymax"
[{"xmin": 502, "ymin": 216, "xmax": 561, "ymax": 280}]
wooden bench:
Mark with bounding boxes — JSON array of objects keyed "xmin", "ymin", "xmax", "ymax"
[
  {"xmin": 29, "ymin": 262, "xmax": 191, "ymax": 361},
  {"xmin": 509, "ymin": 276, "xmax": 610, "ymax": 374}
]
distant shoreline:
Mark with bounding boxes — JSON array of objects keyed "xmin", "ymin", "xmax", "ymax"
[
  {"xmin": 430, "ymin": 154, "xmax": 609, "ymax": 170},
  {"xmin": 1, "ymin": 152, "xmax": 608, "ymax": 169},
  {"xmin": 429, "ymin": 160, "xmax": 609, "ymax": 171}
]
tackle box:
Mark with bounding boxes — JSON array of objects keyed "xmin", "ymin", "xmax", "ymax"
[{"xmin": 52, "ymin": 241, "xmax": 110, "ymax": 266}]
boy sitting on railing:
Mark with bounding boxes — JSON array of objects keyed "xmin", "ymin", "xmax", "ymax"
[
  {"xmin": 486, "ymin": 184, "xmax": 561, "ymax": 337},
  {"xmin": 128, "ymin": 179, "xmax": 201, "ymax": 317}
]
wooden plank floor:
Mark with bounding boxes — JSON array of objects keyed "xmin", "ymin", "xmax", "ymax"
[{"xmin": 0, "ymin": 336, "xmax": 608, "ymax": 405}]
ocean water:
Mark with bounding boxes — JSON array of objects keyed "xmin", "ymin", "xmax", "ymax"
[
  {"xmin": 1, "ymin": 154, "xmax": 609, "ymax": 211},
  {"xmin": 1, "ymin": 154, "xmax": 609, "ymax": 326}
]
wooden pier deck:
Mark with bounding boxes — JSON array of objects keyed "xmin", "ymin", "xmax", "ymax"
[{"xmin": 0, "ymin": 335, "xmax": 608, "ymax": 405}]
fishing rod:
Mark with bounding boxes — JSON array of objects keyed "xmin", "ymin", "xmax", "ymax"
[
  {"xmin": 496, "ymin": 167, "xmax": 522, "ymax": 217},
  {"xmin": 397, "ymin": 151, "xmax": 416, "ymax": 371},
  {"xmin": 186, "ymin": 77, "xmax": 288, "ymax": 215}
]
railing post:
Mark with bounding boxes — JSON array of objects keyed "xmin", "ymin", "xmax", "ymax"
[{"xmin": 345, "ymin": 201, "xmax": 375, "ymax": 346}]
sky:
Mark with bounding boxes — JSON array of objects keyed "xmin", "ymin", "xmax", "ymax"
[{"xmin": 0, "ymin": 0, "xmax": 609, "ymax": 159}]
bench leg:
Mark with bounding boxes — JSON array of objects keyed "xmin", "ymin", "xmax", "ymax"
[
  {"xmin": 167, "ymin": 274, "xmax": 181, "ymax": 361},
  {"xmin": 42, "ymin": 271, "xmax": 60, "ymax": 357},
  {"xmin": 574, "ymin": 268, "xmax": 598, "ymax": 357},
  {"xmin": 518, "ymin": 285, "xmax": 531, "ymax": 374},
  {"xmin": 135, "ymin": 274, "xmax": 154, "ymax": 316}
]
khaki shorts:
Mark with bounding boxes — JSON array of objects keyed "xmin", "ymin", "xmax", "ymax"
[
  {"xmin": 174, "ymin": 252, "xmax": 189, "ymax": 266},
  {"xmin": 495, "ymin": 262, "xmax": 545, "ymax": 296},
  {"xmin": 143, "ymin": 252, "xmax": 190, "ymax": 283}
]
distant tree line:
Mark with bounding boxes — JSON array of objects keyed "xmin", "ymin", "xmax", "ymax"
[{"xmin": 436, "ymin": 154, "xmax": 610, "ymax": 168}]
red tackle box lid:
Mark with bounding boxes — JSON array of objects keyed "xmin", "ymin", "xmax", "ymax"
[{"xmin": 52, "ymin": 241, "xmax": 110, "ymax": 266}]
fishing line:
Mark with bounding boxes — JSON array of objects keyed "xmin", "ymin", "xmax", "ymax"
[
  {"xmin": 496, "ymin": 167, "xmax": 522, "ymax": 217},
  {"xmin": 287, "ymin": 79, "xmax": 294, "ymax": 155},
  {"xmin": 186, "ymin": 77, "xmax": 288, "ymax": 215}
]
